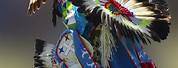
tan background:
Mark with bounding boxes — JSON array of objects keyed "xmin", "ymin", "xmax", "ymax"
[{"xmin": 0, "ymin": 0, "xmax": 177, "ymax": 68}]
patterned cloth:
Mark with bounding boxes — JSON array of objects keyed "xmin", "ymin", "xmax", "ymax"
[{"xmin": 30, "ymin": 0, "xmax": 171, "ymax": 68}]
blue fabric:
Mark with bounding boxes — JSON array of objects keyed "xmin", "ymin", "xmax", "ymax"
[
  {"xmin": 110, "ymin": 37, "xmax": 153, "ymax": 68},
  {"xmin": 134, "ymin": 38, "xmax": 152, "ymax": 63},
  {"xmin": 124, "ymin": 38, "xmax": 141, "ymax": 67},
  {"xmin": 57, "ymin": 2, "xmax": 63, "ymax": 15},
  {"xmin": 54, "ymin": 29, "xmax": 96, "ymax": 68},
  {"xmin": 52, "ymin": 48, "xmax": 62, "ymax": 65},
  {"xmin": 110, "ymin": 40, "xmax": 136, "ymax": 68},
  {"xmin": 72, "ymin": 30, "xmax": 96, "ymax": 68},
  {"xmin": 54, "ymin": 29, "xmax": 153, "ymax": 68},
  {"xmin": 74, "ymin": 7, "xmax": 88, "ymax": 34}
]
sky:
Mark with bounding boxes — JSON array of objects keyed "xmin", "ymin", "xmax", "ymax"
[{"xmin": 0, "ymin": 0, "xmax": 178, "ymax": 68}]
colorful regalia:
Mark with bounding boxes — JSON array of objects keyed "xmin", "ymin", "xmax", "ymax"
[{"xmin": 28, "ymin": 0, "xmax": 171, "ymax": 68}]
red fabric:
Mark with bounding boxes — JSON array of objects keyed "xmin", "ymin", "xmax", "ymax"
[
  {"xmin": 109, "ymin": 0, "xmax": 133, "ymax": 17},
  {"xmin": 141, "ymin": 62, "xmax": 156, "ymax": 68}
]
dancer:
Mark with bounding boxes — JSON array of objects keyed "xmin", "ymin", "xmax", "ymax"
[{"xmin": 28, "ymin": 0, "xmax": 171, "ymax": 68}]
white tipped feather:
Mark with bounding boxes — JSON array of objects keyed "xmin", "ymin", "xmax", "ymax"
[
  {"xmin": 83, "ymin": 0, "xmax": 154, "ymax": 36},
  {"xmin": 116, "ymin": 0, "xmax": 124, "ymax": 4},
  {"xmin": 134, "ymin": 11, "xmax": 155, "ymax": 16},
  {"xmin": 38, "ymin": 43, "xmax": 55, "ymax": 68},
  {"xmin": 127, "ymin": 2, "xmax": 143, "ymax": 10},
  {"xmin": 130, "ymin": 7, "xmax": 150, "ymax": 12},
  {"xmin": 124, "ymin": 0, "xmax": 136, "ymax": 8},
  {"xmin": 135, "ymin": 16, "xmax": 155, "ymax": 20}
]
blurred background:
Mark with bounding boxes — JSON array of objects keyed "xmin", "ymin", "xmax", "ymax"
[{"xmin": 0, "ymin": 0, "xmax": 177, "ymax": 68}]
